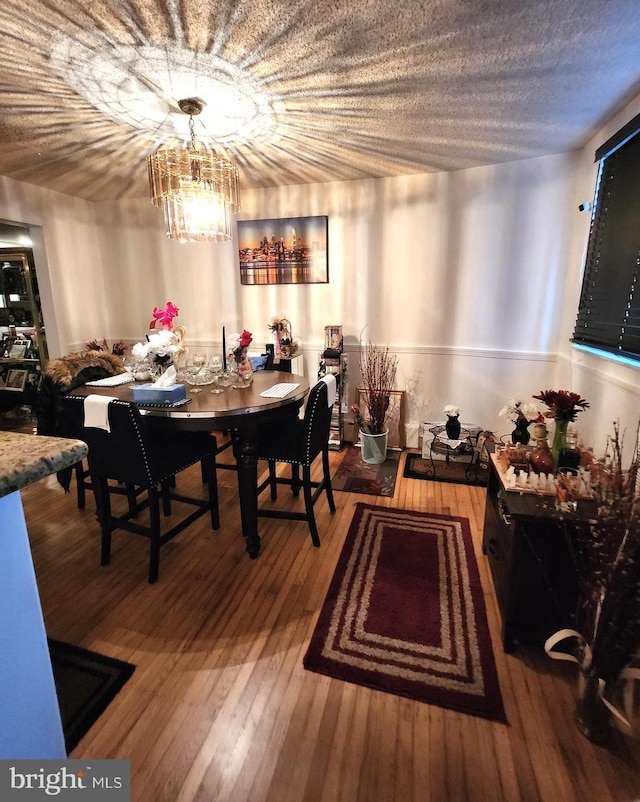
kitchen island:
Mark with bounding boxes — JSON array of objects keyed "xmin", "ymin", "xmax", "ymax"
[{"xmin": 0, "ymin": 431, "xmax": 88, "ymax": 758}]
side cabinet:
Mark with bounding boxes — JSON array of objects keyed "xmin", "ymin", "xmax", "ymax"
[{"xmin": 482, "ymin": 456, "xmax": 581, "ymax": 652}]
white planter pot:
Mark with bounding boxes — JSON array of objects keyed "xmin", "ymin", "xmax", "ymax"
[{"xmin": 360, "ymin": 429, "xmax": 389, "ymax": 464}]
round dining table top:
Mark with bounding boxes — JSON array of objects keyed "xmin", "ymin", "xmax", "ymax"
[{"xmin": 71, "ymin": 370, "xmax": 310, "ymax": 421}]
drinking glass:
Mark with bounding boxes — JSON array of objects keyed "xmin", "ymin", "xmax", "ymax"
[
  {"xmin": 189, "ymin": 352, "xmax": 207, "ymax": 393},
  {"xmin": 209, "ymin": 355, "xmax": 224, "ymax": 394}
]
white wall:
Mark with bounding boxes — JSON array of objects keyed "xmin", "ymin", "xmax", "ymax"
[{"xmin": 84, "ymin": 152, "xmax": 576, "ymax": 439}]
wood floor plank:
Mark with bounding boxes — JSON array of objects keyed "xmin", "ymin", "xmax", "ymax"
[{"xmin": 15, "ymin": 447, "xmax": 640, "ymax": 802}]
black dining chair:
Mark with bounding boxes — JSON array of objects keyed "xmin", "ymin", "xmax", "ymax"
[
  {"xmin": 62, "ymin": 395, "xmax": 220, "ymax": 583},
  {"xmin": 255, "ymin": 375, "xmax": 336, "ymax": 546},
  {"xmin": 36, "ymin": 349, "xmax": 133, "ymax": 509}
]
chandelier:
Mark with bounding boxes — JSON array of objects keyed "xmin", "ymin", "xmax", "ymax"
[{"xmin": 147, "ymin": 98, "xmax": 240, "ymax": 242}]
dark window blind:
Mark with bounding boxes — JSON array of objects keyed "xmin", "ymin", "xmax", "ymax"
[{"xmin": 572, "ymin": 113, "xmax": 640, "ymax": 362}]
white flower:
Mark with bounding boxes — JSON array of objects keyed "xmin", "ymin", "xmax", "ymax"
[
  {"xmin": 499, "ymin": 398, "xmax": 539, "ymax": 421},
  {"xmin": 443, "ymin": 404, "xmax": 460, "ymax": 416},
  {"xmin": 132, "ymin": 330, "xmax": 180, "ymax": 360}
]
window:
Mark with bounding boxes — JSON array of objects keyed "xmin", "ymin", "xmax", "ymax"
[{"xmin": 573, "ymin": 111, "xmax": 640, "ymax": 363}]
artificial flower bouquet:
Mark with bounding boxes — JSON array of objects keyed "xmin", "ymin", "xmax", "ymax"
[
  {"xmin": 499, "ymin": 398, "xmax": 542, "ymax": 424},
  {"xmin": 532, "ymin": 389, "xmax": 590, "ymax": 422},
  {"xmin": 149, "ymin": 301, "xmax": 179, "ymax": 331},
  {"xmin": 229, "ymin": 329, "xmax": 253, "ymax": 365}
]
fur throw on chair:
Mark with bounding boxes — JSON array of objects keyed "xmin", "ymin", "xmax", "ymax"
[{"xmin": 44, "ymin": 349, "xmax": 124, "ymax": 389}]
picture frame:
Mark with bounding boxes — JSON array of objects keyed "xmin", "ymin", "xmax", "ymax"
[
  {"xmin": 4, "ymin": 368, "xmax": 28, "ymax": 391},
  {"xmin": 357, "ymin": 389, "xmax": 406, "ymax": 450},
  {"xmin": 238, "ymin": 215, "xmax": 329, "ymax": 285},
  {"xmin": 8, "ymin": 341, "xmax": 27, "ymax": 359}
]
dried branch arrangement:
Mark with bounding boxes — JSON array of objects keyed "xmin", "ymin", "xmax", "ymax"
[
  {"xmin": 359, "ymin": 338, "xmax": 398, "ymax": 435},
  {"xmin": 85, "ymin": 338, "xmax": 130, "ymax": 356}
]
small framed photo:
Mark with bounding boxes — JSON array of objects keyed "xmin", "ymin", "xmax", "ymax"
[
  {"xmin": 4, "ymin": 368, "xmax": 28, "ymax": 391},
  {"xmin": 8, "ymin": 342, "xmax": 27, "ymax": 359}
]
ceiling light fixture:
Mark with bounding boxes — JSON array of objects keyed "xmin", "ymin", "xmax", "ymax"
[{"xmin": 147, "ymin": 98, "xmax": 240, "ymax": 242}]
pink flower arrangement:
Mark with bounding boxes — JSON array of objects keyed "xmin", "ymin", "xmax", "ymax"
[{"xmin": 149, "ymin": 301, "xmax": 179, "ymax": 331}]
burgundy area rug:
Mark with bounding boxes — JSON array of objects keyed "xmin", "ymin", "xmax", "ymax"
[
  {"xmin": 331, "ymin": 446, "xmax": 400, "ymax": 497},
  {"xmin": 303, "ymin": 503, "xmax": 506, "ymax": 721}
]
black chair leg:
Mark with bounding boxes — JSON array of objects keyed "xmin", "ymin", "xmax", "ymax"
[
  {"xmin": 303, "ymin": 465, "xmax": 321, "ymax": 548},
  {"xmin": 160, "ymin": 479, "xmax": 172, "ymax": 516},
  {"xmin": 322, "ymin": 448, "xmax": 336, "ymax": 513},
  {"xmin": 203, "ymin": 455, "xmax": 220, "ymax": 529},
  {"xmin": 74, "ymin": 462, "xmax": 86, "ymax": 509},
  {"xmin": 291, "ymin": 463, "xmax": 301, "ymax": 497},
  {"xmin": 268, "ymin": 460, "xmax": 278, "ymax": 500},
  {"xmin": 148, "ymin": 485, "xmax": 161, "ymax": 584},
  {"xmin": 126, "ymin": 484, "xmax": 138, "ymax": 516},
  {"xmin": 95, "ymin": 476, "xmax": 112, "ymax": 567}
]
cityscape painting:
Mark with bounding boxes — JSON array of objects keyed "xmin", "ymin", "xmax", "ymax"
[{"xmin": 238, "ymin": 215, "xmax": 329, "ymax": 285}]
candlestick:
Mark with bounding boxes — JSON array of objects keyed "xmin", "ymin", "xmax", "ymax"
[{"xmin": 222, "ymin": 326, "xmax": 226, "ymax": 370}]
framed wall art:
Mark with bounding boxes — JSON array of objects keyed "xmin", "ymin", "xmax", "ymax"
[
  {"xmin": 5, "ymin": 368, "xmax": 27, "ymax": 391},
  {"xmin": 238, "ymin": 215, "xmax": 328, "ymax": 285}
]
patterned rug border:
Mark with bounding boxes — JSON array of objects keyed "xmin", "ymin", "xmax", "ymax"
[{"xmin": 303, "ymin": 503, "xmax": 506, "ymax": 722}]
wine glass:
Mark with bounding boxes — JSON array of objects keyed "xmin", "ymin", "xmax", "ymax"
[
  {"xmin": 209, "ymin": 354, "xmax": 224, "ymax": 394},
  {"xmin": 189, "ymin": 352, "xmax": 207, "ymax": 393}
]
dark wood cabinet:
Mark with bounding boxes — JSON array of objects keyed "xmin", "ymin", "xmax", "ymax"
[{"xmin": 482, "ymin": 454, "xmax": 590, "ymax": 652}]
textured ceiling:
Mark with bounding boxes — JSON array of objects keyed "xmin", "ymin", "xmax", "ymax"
[{"xmin": 0, "ymin": 0, "xmax": 639, "ymax": 202}]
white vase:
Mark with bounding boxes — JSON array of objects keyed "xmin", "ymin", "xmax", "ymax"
[{"xmin": 360, "ymin": 429, "xmax": 389, "ymax": 464}]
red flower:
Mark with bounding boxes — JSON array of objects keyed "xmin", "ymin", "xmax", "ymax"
[
  {"xmin": 239, "ymin": 329, "xmax": 253, "ymax": 347},
  {"xmin": 532, "ymin": 389, "xmax": 590, "ymax": 422}
]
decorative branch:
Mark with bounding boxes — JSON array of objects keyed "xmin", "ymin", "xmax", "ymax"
[{"xmin": 359, "ymin": 337, "xmax": 398, "ymax": 435}]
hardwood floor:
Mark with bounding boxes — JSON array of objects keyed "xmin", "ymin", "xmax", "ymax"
[{"xmin": 20, "ymin": 448, "xmax": 640, "ymax": 802}]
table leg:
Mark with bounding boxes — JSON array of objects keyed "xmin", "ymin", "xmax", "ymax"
[{"xmin": 233, "ymin": 426, "xmax": 261, "ymax": 559}]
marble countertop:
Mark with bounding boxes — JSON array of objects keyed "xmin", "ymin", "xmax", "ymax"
[{"xmin": 0, "ymin": 432, "xmax": 88, "ymax": 499}]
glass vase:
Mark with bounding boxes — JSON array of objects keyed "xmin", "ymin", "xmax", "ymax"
[
  {"xmin": 231, "ymin": 349, "xmax": 253, "ymax": 388},
  {"xmin": 576, "ymin": 670, "xmax": 610, "ymax": 744},
  {"xmin": 551, "ymin": 419, "xmax": 568, "ymax": 468}
]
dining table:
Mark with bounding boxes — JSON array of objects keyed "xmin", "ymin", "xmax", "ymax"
[{"xmin": 69, "ymin": 370, "xmax": 310, "ymax": 559}]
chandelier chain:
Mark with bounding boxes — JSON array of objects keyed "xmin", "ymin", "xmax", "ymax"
[{"xmin": 188, "ymin": 113, "xmax": 196, "ymax": 150}]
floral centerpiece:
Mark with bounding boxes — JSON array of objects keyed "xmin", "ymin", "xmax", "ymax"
[
  {"xmin": 499, "ymin": 398, "xmax": 543, "ymax": 444},
  {"xmin": 532, "ymin": 389, "xmax": 590, "ymax": 465},
  {"xmin": 131, "ymin": 329, "xmax": 181, "ymax": 374},
  {"xmin": 144, "ymin": 300, "xmax": 186, "ymax": 364},
  {"xmin": 546, "ymin": 420, "xmax": 640, "ymax": 742},
  {"xmin": 228, "ymin": 329, "xmax": 253, "ymax": 386}
]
